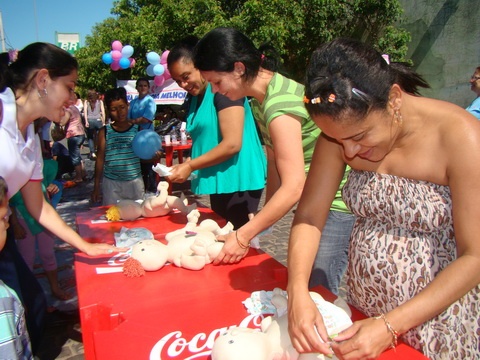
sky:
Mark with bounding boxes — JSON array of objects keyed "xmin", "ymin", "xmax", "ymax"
[{"xmin": 0, "ymin": 0, "xmax": 115, "ymax": 51}]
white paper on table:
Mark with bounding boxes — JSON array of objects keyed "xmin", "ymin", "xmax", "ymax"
[{"xmin": 96, "ymin": 267, "xmax": 123, "ymax": 274}]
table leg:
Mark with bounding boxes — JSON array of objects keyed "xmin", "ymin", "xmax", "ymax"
[
  {"xmin": 164, "ymin": 147, "xmax": 174, "ymax": 194},
  {"xmin": 165, "ymin": 147, "xmax": 174, "ymax": 167}
]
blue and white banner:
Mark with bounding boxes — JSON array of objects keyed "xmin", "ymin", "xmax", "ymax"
[{"xmin": 117, "ymin": 79, "xmax": 187, "ymax": 105}]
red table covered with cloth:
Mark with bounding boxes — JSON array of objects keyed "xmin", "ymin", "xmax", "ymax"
[{"xmin": 74, "ymin": 206, "xmax": 428, "ymax": 360}]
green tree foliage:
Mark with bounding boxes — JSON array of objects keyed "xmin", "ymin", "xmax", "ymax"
[{"xmin": 75, "ymin": 0, "xmax": 410, "ymax": 94}]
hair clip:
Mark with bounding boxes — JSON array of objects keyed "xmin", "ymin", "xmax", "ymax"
[
  {"xmin": 351, "ymin": 87, "xmax": 370, "ymax": 102},
  {"xmin": 303, "ymin": 94, "xmax": 335, "ymax": 105},
  {"xmin": 381, "ymin": 54, "xmax": 390, "ymax": 65},
  {"xmin": 8, "ymin": 49, "xmax": 18, "ymax": 64}
]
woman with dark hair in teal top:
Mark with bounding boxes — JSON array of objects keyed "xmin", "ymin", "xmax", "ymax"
[{"xmin": 167, "ymin": 37, "xmax": 266, "ymax": 229}]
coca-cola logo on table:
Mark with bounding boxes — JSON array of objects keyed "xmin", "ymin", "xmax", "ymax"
[
  {"xmin": 150, "ymin": 314, "xmax": 264, "ymax": 360},
  {"xmin": 102, "ymin": 254, "xmax": 270, "ymax": 359}
]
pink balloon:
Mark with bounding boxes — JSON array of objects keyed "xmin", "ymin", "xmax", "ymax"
[
  {"xmin": 163, "ymin": 68, "xmax": 171, "ymax": 80},
  {"xmin": 111, "ymin": 40, "xmax": 123, "ymax": 51},
  {"xmin": 154, "ymin": 75, "xmax": 165, "ymax": 87},
  {"xmin": 111, "ymin": 50, "xmax": 122, "ymax": 61},
  {"xmin": 129, "ymin": 58, "xmax": 136, "ymax": 68},
  {"xmin": 160, "ymin": 50, "xmax": 170, "ymax": 64},
  {"xmin": 110, "ymin": 61, "xmax": 121, "ymax": 71}
]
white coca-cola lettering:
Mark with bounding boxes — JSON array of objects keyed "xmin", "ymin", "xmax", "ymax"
[
  {"xmin": 239, "ymin": 313, "xmax": 264, "ymax": 328},
  {"xmin": 150, "ymin": 314, "xmax": 265, "ymax": 359},
  {"xmin": 107, "ymin": 252, "xmax": 130, "ymax": 266}
]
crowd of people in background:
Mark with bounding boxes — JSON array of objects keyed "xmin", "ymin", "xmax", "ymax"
[{"xmin": 0, "ymin": 28, "xmax": 479, "ymax": 360}]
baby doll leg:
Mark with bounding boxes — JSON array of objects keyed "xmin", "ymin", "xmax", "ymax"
[
  {"xmin": 165, "ymin": 195, "xmax": 196, "ymax": 215},
  {"xmin": 155, "ymin": 181, "xmax": 196, "ymax": 215},
  {"xmin": 155, "ymin": 181, "xmax": 169, "ymax": 202}
]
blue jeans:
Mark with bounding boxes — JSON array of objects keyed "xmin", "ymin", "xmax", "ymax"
[
  {"xmin": 86, "ymin": 119, "xmax": 103, "ymax": 153},
  {"xmin": 67, "ymin": 134, "xmax": 85, "ymax": 166},
  {"xmin": 308, "ymin": 210, "xmax": 355, "ymax": 295}
]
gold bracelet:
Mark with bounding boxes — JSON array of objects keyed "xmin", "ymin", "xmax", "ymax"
[
  {"xmin": 235, "ymin": 231, "xmax": 250, "ymax": 250},
  {"xmin": 375, "ymin": 313, "xmax": 399, "ymax": 350}
]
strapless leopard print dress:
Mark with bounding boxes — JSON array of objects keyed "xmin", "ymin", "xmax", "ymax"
[{"xmin": 343, "ymin": 170, "xmax": 480, "ymax": 359}]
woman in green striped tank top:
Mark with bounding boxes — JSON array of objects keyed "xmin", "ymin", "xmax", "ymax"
[{"xmin": 194, "ymin": 27, "xmax": 354, "ymax": 295}]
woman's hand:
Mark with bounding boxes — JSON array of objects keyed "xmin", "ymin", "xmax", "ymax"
[
  {"xmin": 213, "ymin": 231, "xmax": 249, "ymax": 264},
  {"xmin": 167, "ymin": 162, "xmax": 193, "ymax": 183},
  {"xmin": 288, "ymin": 291, "xmax": 333, "ymax": 357},
  {"xmin": 83, "ymin": 242, "xmax": 128, "ymax": 257},
  {"xmin": 330, "ymin": 317, "xmax": 393, "ymax": 359}
]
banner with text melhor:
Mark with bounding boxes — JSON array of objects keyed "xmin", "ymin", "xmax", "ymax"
[{"xmin": 117, "ymin": 79, "xmax": 187, "ymax": 106}]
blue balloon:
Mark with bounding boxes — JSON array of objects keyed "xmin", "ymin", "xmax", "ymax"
[
  {"xmin": 146, "ymin": 51, "xmax": 160, "ymax": 65},
  {"xmin": 102, "ymin": 52, "xmax": 113, "ymax": 65},
  {"xmin": 119, "ymin": 57, "xmax": 131, "ymax": 69},
  {"xmin": 146, "ymin": 64, "xmax": 155, "ymax": 77},
  {"xmin": 121, "ymin": 45, "xmax": 134, "ymax": 58},
  {"xmin": 131, "ymin": 130, "xmax": 162, "ymax": 160},
  {"xmin": 153, "ymin": 64, "xmax": 165, "ymax": 76}
]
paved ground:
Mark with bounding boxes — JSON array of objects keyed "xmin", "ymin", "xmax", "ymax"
[{"xmin": 34, "ymin": 148, "xmax": 298, "ymax": 359}]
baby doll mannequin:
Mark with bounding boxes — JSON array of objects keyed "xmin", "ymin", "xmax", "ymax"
[
  {"xmin": 123, "ymin": 211, "xmax": 234, "ymax": 275},
  {"xmin": 106, "ymin": 181, "xmax": 196, "ymax": 221}
]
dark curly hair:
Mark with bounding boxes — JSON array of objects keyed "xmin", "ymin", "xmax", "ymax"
[{"xmin": 304, "ymin": 38, "xmax": 429, "ymax": 122}]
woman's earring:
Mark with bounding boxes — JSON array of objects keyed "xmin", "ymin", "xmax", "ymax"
[
  {"xmin": 38, "ymin": 88, "xmax": 48, "ymax": 99},
  {"xmin": 394, "ymin": 109, "xmax": 403, "ymax": 126}
]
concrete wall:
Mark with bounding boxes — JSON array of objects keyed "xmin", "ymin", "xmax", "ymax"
[{"xmin": 398, "ymin": 0, "xmax": 480, "ymax": 108}]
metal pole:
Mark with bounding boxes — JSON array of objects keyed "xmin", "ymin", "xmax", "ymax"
[
  {"xmin": 33, "ymin": 0, "xmax": 39, "ymax": 41},
  {"xmin": 0, "ymin": 11, "xmax": 6, "ymax": 52}
]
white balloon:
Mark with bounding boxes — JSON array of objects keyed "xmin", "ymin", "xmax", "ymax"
[
  {"xmin": 122, "ymin": 45, "xmax": 134, "ymax": 58},
  {"xmin": 146, "ymin": 51, "xmax": 160, "ymax": 65}
]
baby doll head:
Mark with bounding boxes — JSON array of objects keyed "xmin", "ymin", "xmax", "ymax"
[{"xmin": 123, "ymin": 239, "xmax": 168, "ymax": 277}]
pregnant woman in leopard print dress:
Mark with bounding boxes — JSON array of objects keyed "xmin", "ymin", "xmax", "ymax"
[
  {"xmin": 344, "ymin": 170, "xmax": 479, "ymax": 358},
  {"xmin": 287, "ymin": 38, "xmax": 480, "ymax": 360}
]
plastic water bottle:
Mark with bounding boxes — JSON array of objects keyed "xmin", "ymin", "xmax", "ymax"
[
  {"xmin": 180, "ymin": 128, "xmax": 187, "ymax": 144},
  {"xmin": 170, "ymin": 126, "xmax": 177, "ymax": 144}
]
